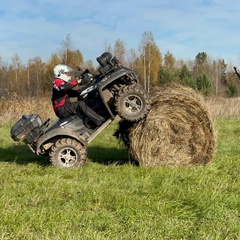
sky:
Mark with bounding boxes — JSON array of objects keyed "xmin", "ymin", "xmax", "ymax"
[{"xmin": 0, "ymin": 0, "xmax": 240, "ymax": 67}]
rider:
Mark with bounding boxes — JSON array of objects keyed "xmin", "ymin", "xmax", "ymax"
[{"xmin": 51, "ymin": 64, "xmax": 105, "ymax": 126}]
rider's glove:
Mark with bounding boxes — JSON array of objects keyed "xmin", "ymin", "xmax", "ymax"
[{"xmin": 81, "ymin": 73, "xmax": 93, "ymax": 85}]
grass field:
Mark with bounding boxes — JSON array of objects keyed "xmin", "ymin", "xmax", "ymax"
[{"xmin": 0, "ymin": 118, "xmax": 239, "ymax": 240}]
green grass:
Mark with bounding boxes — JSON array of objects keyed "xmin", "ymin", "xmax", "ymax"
[{"xmin": 0, "ymin": 120, "xmax": 239, "ymax": 240}]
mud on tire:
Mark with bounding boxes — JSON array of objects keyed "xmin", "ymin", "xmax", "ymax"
[
  {"xmin": 114, "ymin": 84, "xmax": 151, "ymax": 122},
  {"xmin": 49, "ymin": 138, "xmax": 87, "ymax": 169}
]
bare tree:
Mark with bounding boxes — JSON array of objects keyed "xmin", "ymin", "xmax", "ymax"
[
  {"xmin": 139, "ymin": 32, "xmax": 162, "ymax": 91},
  {"xmin": 0, "ymin": 56, "xmax": 8, "ymax": 98},
  {"xmin": 113, "ymin": 39, "xmax": 126, "ymax": 64},
  {"xmin": 60, "ymin": 33, "xmax": 73, "ymax": 64},
  {"xmin": 11, "ymin": 54, "xmax": 22, "ymax": 86},
  {"xmin": 28, "ymin": 57, "xmax": 45, "ymax": 97}
]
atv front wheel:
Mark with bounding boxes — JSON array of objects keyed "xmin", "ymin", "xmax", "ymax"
[
  {"xmin": 49, "ymin": 138, "xmax": 87, "ymax": 169},
  {"xmin": 114, "ymin": 84, "xmax": 151, "ymax": 122}
]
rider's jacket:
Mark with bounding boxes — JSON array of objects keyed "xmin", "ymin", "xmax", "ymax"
[{"xmin": 51, "ymin": 78, "xmax": 78, "ymax": 113}]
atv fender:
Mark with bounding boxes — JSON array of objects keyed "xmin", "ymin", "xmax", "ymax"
[
  {"xmin": 99, "ymin": 68, "xmax": 134, "ymax": 90},
  {"xmin": 35, "ymin": 128, "xmax": 87, "ymax": 155},
  {"xmin": 98, "ymin": 68, "xmax": 137, "ymax": 118}
]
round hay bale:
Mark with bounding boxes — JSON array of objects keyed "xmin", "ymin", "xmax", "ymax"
[{"xmin": 115, "ymin": 84, "xmax": 216, "ymax": 166}]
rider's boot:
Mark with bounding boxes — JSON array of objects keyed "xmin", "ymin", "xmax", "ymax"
[{"xmin": 84, "ymin": 107, "xmax": 105, "ymax": 126}]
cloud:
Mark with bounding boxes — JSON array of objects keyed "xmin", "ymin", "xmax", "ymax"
[{"xmin": 0, "ymin": 0, "xmax": 240, "ymax": 67}]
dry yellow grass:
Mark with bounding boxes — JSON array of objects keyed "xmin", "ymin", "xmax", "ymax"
[
  {"xmin": 205, "ymin": 96, "xmax": 240, "ymax": 120},
  {"xmin": 0, "ymin": 96, "xmax": 57, "ymax": 125},
  {"xmin": 1, "ymin": 92, "xmax": 240, "ymax": 125}
]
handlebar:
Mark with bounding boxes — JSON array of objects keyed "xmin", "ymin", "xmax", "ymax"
[
  {"xmin": 74, "ymin": 66, "xmax": 83, "ymax": 79},
  {"xmin": 74, "ymin": 68, "xmax": 96, "ymax": 87}
]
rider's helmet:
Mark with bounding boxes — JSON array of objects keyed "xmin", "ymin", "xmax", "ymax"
[{"xmin": 53, "ymin": 64, "xmax": 73, "ymax": 82}]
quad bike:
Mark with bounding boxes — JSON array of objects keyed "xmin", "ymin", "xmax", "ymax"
[{"xmin": 10, "ymin": 52, "xmax": 151, "ymax": 169}]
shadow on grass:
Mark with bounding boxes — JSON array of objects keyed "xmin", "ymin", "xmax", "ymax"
[
  {"xmin": 0, "ymin": 145, "xmax": 49, "ymax": 166},
  {"xmin": 0, "ymin": 144, "xmax": 138, "ymax": 166},
  {"xmin": 87, "ymin": 145, "xmax": 137, "ymax": 165}
]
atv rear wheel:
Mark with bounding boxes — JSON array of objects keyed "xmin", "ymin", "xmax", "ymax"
[
  {"xmin": 49, "ymin": 138, "xmax": 87, "ymax": 169},
  {"xmin": 114, "ymin": 84, "xmax": 151, "ymax": 122}
]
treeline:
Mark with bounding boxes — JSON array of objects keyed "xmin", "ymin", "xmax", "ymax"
[{"xmin": 0, "ymin": 32, "xmax": 239, "ymax": 100}]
